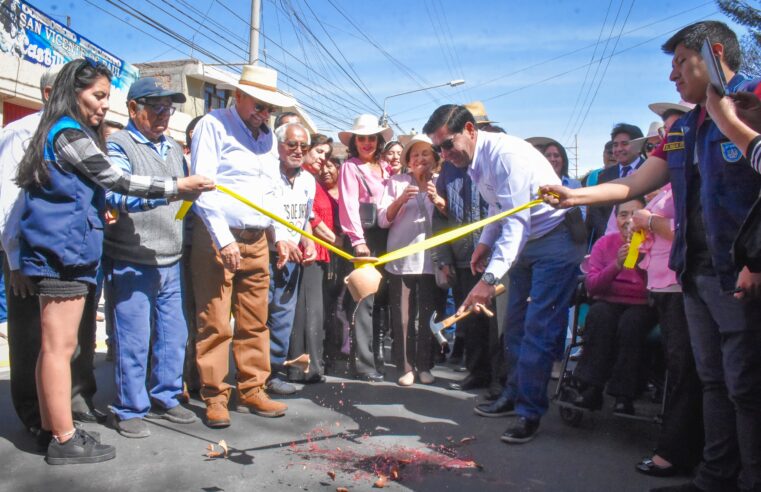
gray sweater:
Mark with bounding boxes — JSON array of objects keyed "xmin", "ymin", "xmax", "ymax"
[{"xmin": 103, "ymin": 129, "xmax": 184, "ymax": 266}]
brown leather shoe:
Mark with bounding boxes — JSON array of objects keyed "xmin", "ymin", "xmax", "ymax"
[
  {"xmin": 205, "ymin": 401, "xmax": 231, "ymax": 428},
  {"xmin": 236, "ymin": 387, "xmax": 287, "ymax": 418}
]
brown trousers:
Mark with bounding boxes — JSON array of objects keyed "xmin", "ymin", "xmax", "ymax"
[{"xmin": 192, "ymin": 218, "xmax": 271, "ymax": 404}]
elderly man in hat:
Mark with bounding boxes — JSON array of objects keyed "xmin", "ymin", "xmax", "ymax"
[
  {"xmin": 191, "ymin": 65, "xmax": 295, "ymax": 428},
  {"xmin": 103, "ymin": 77, "xmax": 197, "ymax": 438}
]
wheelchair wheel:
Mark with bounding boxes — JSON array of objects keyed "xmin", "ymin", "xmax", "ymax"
[{"xmin": 559, "ymin": 405, "xmax": 584, "ymax": 427}]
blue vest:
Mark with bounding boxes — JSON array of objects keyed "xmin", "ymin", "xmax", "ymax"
[
  {"xmin": 20, "ymin": 116, "xmax": 105, "ymax": 284},
  {"xmin": 666, "ymin": 74, "xmax": 761, "ymax": 292}
]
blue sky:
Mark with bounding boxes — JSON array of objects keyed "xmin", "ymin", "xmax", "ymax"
[{"xmin": 30, "ymin": 0, "xmax": 747, "ymax": 175}]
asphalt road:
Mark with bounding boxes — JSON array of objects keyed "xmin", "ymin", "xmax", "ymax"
[{"xmin": 0, "ymin": 351, "xmax": 691, "ymax": 492}]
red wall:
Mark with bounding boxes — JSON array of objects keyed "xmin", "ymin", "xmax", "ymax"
[{"xmin": 3, "ymin": 101, "xmax": 38, "ymax": 127}]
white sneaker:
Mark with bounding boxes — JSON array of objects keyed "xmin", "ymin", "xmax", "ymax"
[
  {"xmin": 397, "ymin": 371, "xmax": 414, "ymax": 386},
  {"xmin": 418, "ymin": 371, "xmax": 435, "ymax": 385}
]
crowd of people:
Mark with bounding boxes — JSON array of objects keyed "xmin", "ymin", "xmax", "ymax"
[{"xmin": 0, "ymin": 18, "xmax": 759, "ymax": 492}]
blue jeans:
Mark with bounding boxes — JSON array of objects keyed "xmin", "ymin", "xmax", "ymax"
[
  {"xmin": 500, "ymin": 224, "xmax": 584, "ymax": 420},
  {"xmin": 267, "ymin": 258, "xmax": 301, "ymax": 371},
  {"xmin": 105, "ymin": 257, "xmax": 188, "ymax": 420},
  {"xmin": 0, "ymin": 251, "xmax": 7, "ymax": 323},
  {"xmin": 683, "ymin": 275, "xmax": 761, "ymax": 492}
]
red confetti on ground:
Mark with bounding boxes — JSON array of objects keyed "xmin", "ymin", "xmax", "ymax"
[{"xmin": 290, "ymin": 427, "xmax": 481, "ymax": 485}]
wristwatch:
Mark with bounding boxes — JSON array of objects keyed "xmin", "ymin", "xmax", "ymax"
[{"xmin": 481, "ymin": 272, "xmax": 499, "ymax": 285}]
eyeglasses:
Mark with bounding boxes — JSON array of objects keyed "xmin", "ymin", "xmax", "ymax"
[
  {"xmin": 284, "ymin": 140, "xmax": 309, "ymax": 152},
  {"xmin": 432, "ymin": 136, "xmax": 455, "ymax": 154},
  {"xmin": 356, "ymin": 134, "xmax": 378, "ymax": 143},
  {"xmin": 254, "ymin": 102, "xmax": 276, "ymax": 114},
  {"xmin": 138, "ymin": 100, "xmax": 176, "ymax": 116}
]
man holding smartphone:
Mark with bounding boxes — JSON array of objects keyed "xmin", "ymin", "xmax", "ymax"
[{"xmin": 541, "ymin": 21, "xmax": 761, "ymax": 492}]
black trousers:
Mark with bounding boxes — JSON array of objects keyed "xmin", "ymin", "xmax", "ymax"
[
  {"xmin": 452, "ymin": 267, "xmax": 492, "ymax": 380},
  {"xmin": 5, "ymin": 260, "xmax": 98, "ymax": 431},
  {"xmin": 288, "ymin": 262, "xmax": 326, "ymax": 380},
  {"xmin": 574, "ymin": 300, "xmax": 658, "ymax": 398},
  {"xmin": 348, "ymin": 228, "xmax": 387, "ymax": 376},
  {"xmin": 650, "ymin": 292, "xmax": 703, "ymax": 469}
]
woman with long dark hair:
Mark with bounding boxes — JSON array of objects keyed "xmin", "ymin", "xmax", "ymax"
[
  {"xmin": 16, "ymin": 59, "xmax": 213, "ymax": 465},
  {"xmin": 337, "ymin": 114, "xmax": 393, "ymax": 382}
]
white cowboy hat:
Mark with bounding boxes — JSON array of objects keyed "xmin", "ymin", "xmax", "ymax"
[
  {"xmin": 648, "ymin": 101, "xmax": 694, "ymax": 117},
  {"xmin": 401, "ymin": 134, "xmax": 435, "ymax": 169},
  {"xmin": 525, "ymin": 136, "xmax": 561, "ymax": 149},
  {"xmin": 338, "ymin": 114, "xmax": 394, "ymax": 146},
  {"xmin": 630, "ymin": 121, "xmax": 664, "ymax": 154},
  {"xmin": 220, "ymin": 64, "xmax": 296, "ymax": 109}
]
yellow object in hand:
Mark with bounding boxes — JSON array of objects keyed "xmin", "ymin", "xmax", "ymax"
[{"xmin": 623, "ymin": 230, "xmax": 645, "ymax": 269}]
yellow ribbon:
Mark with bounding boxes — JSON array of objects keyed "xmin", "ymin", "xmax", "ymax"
[
  {"xmin": 176, "ymin": 188, "xmax": 546, "ymax": 267},
  {"xmin": 623, "ymin": 230, "xmax": 645, "ymax": 269}
]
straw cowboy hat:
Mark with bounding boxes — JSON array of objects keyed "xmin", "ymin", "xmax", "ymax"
[
  {"xmin": 648, "ymin": 100, "xmax": 694, "ymax": 117},
  {"xmin": 630, "ymin": 121, "xmax": 664, "ymax": 154},
  {"xmin": 464, "ymin": 100, "xmax": 497, "ymax": 125},
  {"xmin": 400, "ymin": 134, "xmax": 435, "ymax": 169},
  {"xmin": 220, "ymin": 64, "xmax": 296, "ymax": 109},
  {"xmin": 338, "ymin": 114, "xmax": 394, "ymax": 146}
]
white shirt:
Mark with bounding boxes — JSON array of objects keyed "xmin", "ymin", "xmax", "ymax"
[
  {"xmin": 271, "ymin": 167, "xmax": 315, "ymax": 248},
  {"xmin": 377, "ymin": 173, "xmax": 436, "ymax": 275},
  {"xmin": 191, "ymin": 106, "xmax": 287, "ymax": 249},
  {"xmin": 468, "ymin": 131, "xmax": 567, "ymax": 278},
  {"xmin": 0, "ymin": 112, "xmax": 41, "ymax": 270}
]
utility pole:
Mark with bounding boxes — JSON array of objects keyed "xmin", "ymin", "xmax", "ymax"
[{"xmin": 248, "ymin": 0, "xmax": 261, "ymax": 64}]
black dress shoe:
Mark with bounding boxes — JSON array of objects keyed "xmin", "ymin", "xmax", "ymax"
[
  {"xmin": 572, "ymin": 386, "xmax": 603, "ymax": 411},
  {"xmin": 355, "ymin": 372, "xmax": 384, "ymax": 383},
  {"xmin": 649, "ymin": 482, "xmax": 704, "ymax": 492},
  {"xmin": 448, "ymin": 375, "xmax": 489, "ymax": 391},
  {"xmin": 474, "ymin": 396, "xmax": 515, "ymax": 417},
  {"xmin": 635, "ymin": 457, "xmax": 678, "ymax": 477},
  {"xmin": 613, "ymin": 396, "xmax": 635, "ymax": 415},
  {"xmin": 500, "ymin": 417, "xmax": 540, "ymax": 444},
  {"xmin": 303, "ymin": 374, "xmax": 327, "ymax": 384},
  {"xmin": 72, "ymin": 408, "xmax": 108, "ymax": 424}
]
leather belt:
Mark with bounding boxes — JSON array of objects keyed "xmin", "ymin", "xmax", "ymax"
[{"xmin": 230, "ymin": 228, "xmax": 265, "ymax": 242}]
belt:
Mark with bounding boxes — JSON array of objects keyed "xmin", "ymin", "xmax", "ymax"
[{"xmin": 230, "ymin": 228, "xmax": 265, "ymax": 242}]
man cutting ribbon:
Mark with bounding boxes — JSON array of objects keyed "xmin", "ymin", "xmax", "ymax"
[{"xmin": 423, "ymin": 105, "xmax": 585, "ymax": 444}]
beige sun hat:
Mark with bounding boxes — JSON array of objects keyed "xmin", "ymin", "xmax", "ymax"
[
  {"xmin": 464, "ymin": 100, "xmax": 497, "ymax": 125},
  {"xmin": 400, "ymin": 134, "xmax": 435, "ymax": 169},
  {"xmin": 219, "ymin": 64, "xmax": 296, "ymax": 109},
  {"xmin": 630, "ymin": 121, "xmax": 664, "ymax": 154},
  {"xmin": 648, "ymin": 100, "xmax": 695, "ymax": 117},
  {"xmin": 525, "ymin": 136, "xmax": 561, "ymax": 149},
  {"xmin": 338, "ymin": 114, "xmax": 394, "ymax": 146}
]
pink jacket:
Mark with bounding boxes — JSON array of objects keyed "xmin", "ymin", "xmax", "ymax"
[
  {"xmin": 337, "ymin": 157, "xmax": 390, "ymax": 247},
  {"xmin": 585, "ymin": 232, "xmax": 649, "ymax": 305},
  {"xmin": 638, "ymin": 184, "xmax": 679, "ymax": 290}
]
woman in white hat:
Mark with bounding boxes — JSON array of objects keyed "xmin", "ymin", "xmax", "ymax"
[
  {"xmin": 337, "ymin": 114, "xmax": 393, "ymax": 382},
  {"xmin": 377, "ymin": 135, "xmax": 447, "ymax": 386}
]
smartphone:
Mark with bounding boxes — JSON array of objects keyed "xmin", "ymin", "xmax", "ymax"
[{"xmin": 702, "ymin": 38, "xmax": 727, "ymax": 97}]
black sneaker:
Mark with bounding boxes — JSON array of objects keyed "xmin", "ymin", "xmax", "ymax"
[
  {"xmin": 45, "ymin": 429, "xmax": 115, "ymax": 465},
  {"xmin": 474, "ymin": 396, "xmax": 516, "ymax": 418},
  {"xmin": 36, "ymin": 426, "xmax": 101, "ymax": 452},
  {"xmin": 500, "ymin": 417, "xmax": 540, "ymax": 444},
  {"xmin": 146, "ymin": 404, "xmax": 197, "ymax": 424},
  {"xmin": 109, "ymin": 414, "xmax": 151, "ymax": 439}
]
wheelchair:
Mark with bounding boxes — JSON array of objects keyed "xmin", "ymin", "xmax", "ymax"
[{"xmin": 552, "ymin": 276, "xmax": 668, "ymax": 427}]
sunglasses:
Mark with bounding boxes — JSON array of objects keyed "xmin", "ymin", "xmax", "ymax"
[
  {"xmin": 645, "ymin": 143, "xmax": 656, "ymax": 152},
  {"xmin": 432, "ymin": 136, "xmax": 455, "ymax": 154},
  {"xmin": 284, "ymin": 140, "xmax": 309, "ymax": 152},
  {"xmin": 138, "ymin": 100, "xmax": 176, "ymax": 116},
  {"xmin": 254, "ymin": 102, "xmax": 276, "ymax": 114},
  {"xmin": 356, "ymin": 134, "xmax": 378, "ymax": 143}
]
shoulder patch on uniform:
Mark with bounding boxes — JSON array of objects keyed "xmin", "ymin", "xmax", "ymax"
[
  {"xmin": 664, "ymin": 141, "xmax": 685, "ymax": 151},
  {"xmin": 720, "ymin": 141, "xmax": 742, "ymax": 162}
]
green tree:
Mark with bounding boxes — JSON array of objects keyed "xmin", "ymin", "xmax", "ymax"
[{"xmin": 717, "ymin": 0, "xmax": 761, "ymax": 76}]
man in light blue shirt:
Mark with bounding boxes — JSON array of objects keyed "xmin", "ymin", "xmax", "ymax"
[{"xmin": 424, "ymin": 105, "xmax": 584, "ymax": 444}]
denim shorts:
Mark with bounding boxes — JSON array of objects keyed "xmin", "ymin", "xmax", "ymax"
[{"xmin": 35, "ymin": 277, "xmax": 89, "ymax": 298}]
